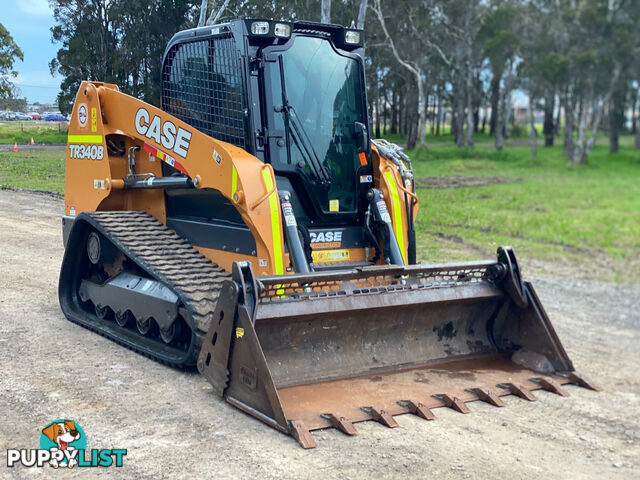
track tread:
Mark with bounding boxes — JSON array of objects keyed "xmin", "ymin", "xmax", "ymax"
[{"xmin": 72, "ymin": 211, "xmax": 232, "ymax": 365}]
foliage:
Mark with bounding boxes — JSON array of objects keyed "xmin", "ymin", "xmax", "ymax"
[
  {"xmin": 408, "ymin": 136, "xmax": 640, "ymax": 282},
  {"xmin": 0, "ymin": 23, "xmax": 23, "ymax": 100},
  {"xmin": 46, "ymin": 0, "xmax": 640, "ymax": 162},
  {"xmin": 4, "ymin": 138, "xmax": 638, "ymax": 280},
  {"xmin": 49, "ymin": 0, "xmax": 198, "ymax": 113},
  {"xmin": 0, "ymin": 97, "xmax": 27, "ymax": 111}
]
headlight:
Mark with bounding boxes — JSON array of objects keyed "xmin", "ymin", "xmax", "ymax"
[
  {"xmin": 251, "ymin": 21, "xmax": 270, "ymax": 35},
  {"xmin": 274, "ymin": 23, "xmax": 291, "ymax": 38},
  {"xmin": 345, "ymin": 30, "xmax": 361, "ymax": 44}
]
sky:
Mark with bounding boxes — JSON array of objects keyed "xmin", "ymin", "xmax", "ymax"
[{"xmin": 1, "ymin": 0, "xmax": 61, "ymax": 105}]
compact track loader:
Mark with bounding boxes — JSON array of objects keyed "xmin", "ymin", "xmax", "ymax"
[{"xmin": 59, "ymin": 19, "xmax": 599, "ymax": 448}]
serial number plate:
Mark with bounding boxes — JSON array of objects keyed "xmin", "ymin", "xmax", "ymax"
[{"xmin": 312, "ymin": 249, "xmax": 350, "ymax": 263}]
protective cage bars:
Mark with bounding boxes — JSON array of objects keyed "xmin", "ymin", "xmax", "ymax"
[{"xmin": 161, "ymin": 34, "xmax": 248, "ymax": 149}]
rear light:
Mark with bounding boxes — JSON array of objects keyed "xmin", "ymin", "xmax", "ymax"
[
  {"xmin": 345, "ymin": 30, "xmax": 361, "ymax": 44},
  {"xmin": 274, "ymin": 23, "xmax": 291, "ymax": 38},
  {"xmin": 251, "ymin": 21, "xmax": 270, "ymax": 35}
]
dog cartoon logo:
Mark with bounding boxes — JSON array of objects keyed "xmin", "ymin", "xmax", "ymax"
[
  {"xmin": 40, "ymin": 420, "xmax": 86, "ymax": 468},
  {"xmin": 6, "ymin": 420, "xmax": 126, "ymax": 468}
]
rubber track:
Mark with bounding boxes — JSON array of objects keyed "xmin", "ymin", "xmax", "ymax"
[{"xmin": 82, "ymin": 211, "xmax": 231, "ymax": 364}]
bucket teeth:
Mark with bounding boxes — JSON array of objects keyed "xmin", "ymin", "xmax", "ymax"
[
  {"xmin": 501, "ymin": 383, "xmax": 537, "ymax": 401},
  {"xmin": 289, "ymin": 420, "xmax": 316, "ymax": 449},
  {"xmin": 531, "ymin": 377, "xmax": 570, "ymax": 397},
  {"xmin": 399, "ymin": 400, "xmax": 436, "ymax": 420},
  {"xmin": 435, "ymin": 394, "xmax": 471, "ymax": 413},
  {"xmin": 470, "ymin": 388, "xmax": 505, "ymax": 407},
  {"xmin": 568, "ymin": 371, "xmax": 603, "ymax": 392},
  {"xmin": 364, "ymin": 406, "xmax": 399, "ymax": 428},
  {"xmin": 323, "ymin": 414, "xmax": 358, "ymax": 435}
]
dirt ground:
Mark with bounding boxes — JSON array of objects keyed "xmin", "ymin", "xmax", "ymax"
[
  {"xmin": 0, "ymin": 189, "xmax": 638, "ymax": 479},
  {"xmin": 415, "ymin": 175, "xmax": 521, "ymax": 189}
]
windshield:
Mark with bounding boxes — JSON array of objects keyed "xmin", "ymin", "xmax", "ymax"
[{"xmin": 268, "ymin": 36, "xmax": 367, "ymax": 214}]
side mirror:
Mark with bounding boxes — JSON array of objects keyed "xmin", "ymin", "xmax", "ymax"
[{"xmin": 354, "ymin": 121, "xmax": 370, "ymax": 155}]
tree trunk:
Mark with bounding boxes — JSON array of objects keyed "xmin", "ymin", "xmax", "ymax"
[
  {"xmin": 636, "ymin": 124, "xmax": 640, "ymax": 149},
  {"xmin": 464, "ymin": 6, "xmax": 474, "ymax": 148},
  {"xmin": 198, "ymin": 0, "xmax": 209, "ymax": 27},
  {"xmin": 489, "ymin": 74, "xmax": 500, "ymax": 136},
  {"xmin": 451, "ymin": 107, "xmax": 457, "ymax": 140},
  {"xmin": 465, "ymin": 68, "xmax": 474, "ymax": 147},
  {"xmin": 529, "ymin": 95, "xmax": 537, "ymax": 158},
  {"xmin": 435, "ymin": 94, "xmax": 441, "ymax": 136},
  {"xmin": 495, "ymin": 66, "xmax": 515, "ymax": 151},
  {"xmin": 631, "ymin": 90, "xmax": 638, "ymax": 134},
  {"xmin": 466, "ymin": 86, "xmax": 474, "ymax": 147},
  {"xmin": 383, "ymin": 91, "xmax": 389, "ymax": 135},
  {"xmin": 390, "ymin": 89, "xmax": 398, "ymax": 134},
  {"xmin": 495, "ymin": 88, "xmax": 505, "ymax": 151},
  {"xmin": 417, "ymin": 75, "xmax": 427, "ymax": 146},
  {"xmin": 321, "ymin": 0, "xmax": 331, "ymax": 23},
  {"xmin": 572, "ymin": 99, "xmax": 588, "ymax": 164},
  {"xmin": 375, "ymin": 94, "xmax": 381, "ymax": 138},
  {"xmin": 504, "ymin": 89, "xmax": 512, "ymax": 138},
  {"xmin": 609, "ymin": 92, "xmax": 624, "ymax": 154},
  {"xmin": 406, "ymin": 90, "xmax": 418, "ymax": 149},
  {"xmin": 356, "ymin": 0, "xmax": 368, "ymax": 29},
  {"xmin": 555, "ymin": 101, "xmax": 562, "ymax": 135},
  {"xmin": 562, "ymin": 93, "xmax": 574, "ymax": 159},
  {"xmin": 456, "ymin": 97, "xmax": 465, "ymax": 147},
  {"xmin": 543, "ymin": 93, "xmax": 554, "ymax": 146},
  {"xmin": 206, "ymin": 0, "xmax": 231, "ymax": 24},
  {"xmin": 481, "ymin": 108, "xmax": 487, "ymax": 134}
]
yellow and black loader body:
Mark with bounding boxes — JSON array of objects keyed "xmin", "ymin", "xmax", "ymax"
[{"xmin": 58, "ymin": 19, "xmax": 600, "ymax": 448}]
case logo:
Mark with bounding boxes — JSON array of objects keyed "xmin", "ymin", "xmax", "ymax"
[{"xmin": 135, "ymin": 107, "xmax": 192, "ymax": 158}]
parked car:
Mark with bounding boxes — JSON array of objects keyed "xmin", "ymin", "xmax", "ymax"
[
  {"xmin": 28, "ymin": 112, "xmax": 41, "ymax": 120},
  {"xmin": 0, "ymin": 111, "xmax": 17, "ymax": 121},
  {"xmin": 15, "ymin": 112, "xmax": 31, "ymax": 121},
  {"xmin": 45, "ymin": 112, "xmax": 66, "ymax": 121}
]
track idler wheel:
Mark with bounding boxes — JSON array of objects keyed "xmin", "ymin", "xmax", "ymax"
[
  {"xmin": 95, "ymin": 304, "xmax": 110, "ymax": 320},
  {"xmin": 160, "ymin": 320, "xmax": 182, "ymax": 344},
  {"xmin": 115, "ymin": 310, "xmax": 133, "ymax": 327},
  {"xmin": 136, "ymin": 316, "xmax": 153, "ymax": 335}
]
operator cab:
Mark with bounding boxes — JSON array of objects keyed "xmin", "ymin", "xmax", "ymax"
[{"xmin": 161, "ymin": 19, "xmax": 373, "ymax": 265}]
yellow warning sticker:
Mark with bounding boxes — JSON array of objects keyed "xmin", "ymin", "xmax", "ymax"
[
  {"xmin": 91, "ymin": 107, "xmax": 97, "ymax": 132},
  {"xmin": 312, "ymin": 249, "xmax": 350, "ymax": 263},
  {"xmin": 235, "ymin": 327, "xmax": 244, "ymax": 338},
  {"xmin": 329, "ymin": 199, "xmax": 339, "ymax": 212}
]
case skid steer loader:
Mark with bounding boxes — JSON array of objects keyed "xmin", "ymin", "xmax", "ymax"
[{"xmin": 58, "ymin": 19, "xmax": 600, "ymax": 448}]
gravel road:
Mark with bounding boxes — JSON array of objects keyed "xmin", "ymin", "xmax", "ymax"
[{"xmin": 0, "ymin": 189, "xmax": 638, "ymax": 479}]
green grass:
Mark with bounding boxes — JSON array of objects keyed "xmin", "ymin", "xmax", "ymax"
[
  {"xmin": 0, "ymin": 150, "xmax": 65, "ymax": 194},
  {"xmin": 1, "ymin": 138, "xmax": 638, "ymax": 281},
  {"xmin": 0, "ymin": 121, "xmax": 68, "ymax": 144},
  {"xmin": 408, "ymin": 138, "xmax": 640, "ymax": 281},
  {"xmin": 375, "ymin": 125, "xmax": 621, "ymax": 145}
]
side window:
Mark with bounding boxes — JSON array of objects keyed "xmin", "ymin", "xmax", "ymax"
[{"xmin": 162, "ymin": 36, "xmax": 247, "ymax": 149}]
